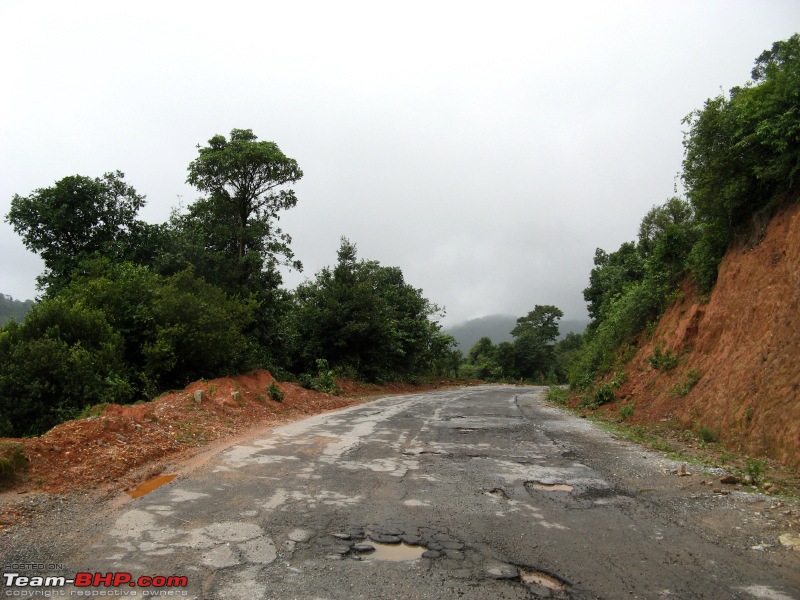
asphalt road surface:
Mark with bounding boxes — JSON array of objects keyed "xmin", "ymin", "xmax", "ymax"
[{"xmin": 5, "ymin": 386, "xmax": 799, "ymax": 599}]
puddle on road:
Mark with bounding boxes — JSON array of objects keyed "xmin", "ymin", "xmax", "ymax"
[
  {"xmin": 519, "ymin": 567, "xmax": 567, "ymax": 591},
  {"xmin": 527, "ymin": 481, "xmax": 573, "ymax": 492},
  {"xmin": 362, "ymin": 542, "xmax": 426, "ymax": 562},
  {"xmin": 126, "ymin": 474, "xmax": 177, "ymax": 498}
]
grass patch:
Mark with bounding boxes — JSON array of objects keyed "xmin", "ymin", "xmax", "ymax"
[
  {"xmin": 546, "ymin": 386, "xmax": 568, "ymax": 405},
  {"xmin": 593, "ymin": 420, "xmax": 677, "ymax": 454},
  {"xmin": 619, "ymin": 403, "xmax": 634, "ymax": 420}
]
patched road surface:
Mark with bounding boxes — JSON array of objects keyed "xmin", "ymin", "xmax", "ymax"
[{"xmin": 5, "ymin": 386, "xmax": 800, "ymax": 598}]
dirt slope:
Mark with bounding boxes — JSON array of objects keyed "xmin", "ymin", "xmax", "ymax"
[
  {"xmin": 612, "ymin": 202, "xmax": 800, "ymax": 468},
  {"xmin": 0, "ymin": 371, "xmax": 456, "ymax": 529}
]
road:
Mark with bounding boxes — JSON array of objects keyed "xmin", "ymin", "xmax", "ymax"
[{"xmin": 4, "ymin": 386, "xmax": 799, "ymax": 599}]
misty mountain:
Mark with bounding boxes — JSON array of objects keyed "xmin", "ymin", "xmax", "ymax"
[
  {"xmin": 0, "ymin": 293, "xmax": 35, "ymax": 325},
  {"xmin": 445, "ymin": 314, "xmax": 589, "ymax": 353}
]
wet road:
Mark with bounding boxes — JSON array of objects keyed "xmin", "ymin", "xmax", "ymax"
[{"xmin": 11, "ymin": 386, "xmax": 800, "ymax": 598}]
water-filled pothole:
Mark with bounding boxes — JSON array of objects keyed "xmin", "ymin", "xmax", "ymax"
[
  {"xmin": 526, "ymin": 481, "xmax": 573, "ymax": 492},
  {"xmin": 362, "ymin": 541, "xmax": 426, "ymax": 561},
  {"xmin": 126, "ymin": 474, "xmax": 176, "ymax": 498},
  {"xmin": 519, "ymin": 567, "xmax": 567, "ymax": 591}
]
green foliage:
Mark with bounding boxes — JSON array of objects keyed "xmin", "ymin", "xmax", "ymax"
[
  {"xmin": 460, "ymin": 306, "xmax": 566, "ymax": 383},
  {"xmin": 184, "ymin": 129, "xmax": 303, "ymax": 291},
  {"xmin": 511, "ymin": 305, "xmax": 564, "ymax": 381},
  {"xmin": 682, "ymin": 34, "xmax": 800, "ymax": 291},
  {"xmin": 572, "ymin": 36, "xmax": 800, "ymax": 391},
  {"xmin": 546, "ymin": 386, "xmax": 568, "ymax": 405},
  {"xmin": 619, "ymin": 403, "xmax": 634, "ymax": 420},
  {"xmin": 583, "ymin": 242, "xmax": 644, "ymax": 325},
  {"xmin": 62, "ymin": 260, "xmax": 256, "ymax": 396},
  {"xmin": 611, "ymin": 370, "xmax": 626, "ymax": 389},
  {"xmin": 552, "ymin": 332, "xmax": 583, "ymax": 383},
  {"xmin": 267, "ymin": 381, "xmax": 284, "ymax": 402},
  {"xmin": 0, "ymin": 442, "xmax": 28, "ymax": 484},
  {"xmin": 746, "ymin": 458, "xmax": 766, "ymax": 482},
  {"xmin": 593, "ymin": 382, "xmax": 616, "ymax": 407},
  {"xmin": 698, "ymin": 427, "xmax": 719, "ymax": 445},
  {"xmin": 79, "ymin": 403, "xmax": 110, "ymax": 419},
  {"xmin": 671, "ymin": 368, "xmax": 701, "ymax": 397},
  {"xmin": 648, "ymin": 345, "xmax": 680, "ymax": 372},
  {"xmin": 290, "ymin": 238, "xmax": 453, "ymax": 382},
  {"xmin": 6, "ymin": 172, "xmax": 149, "ymax": 293},
  {"xmin": 0, "ymin": 298, "xmax": 130, "ymax": 436},
  {"xmin": 300, "ymin": 359, "xmax": 339, "ymax": 394}
]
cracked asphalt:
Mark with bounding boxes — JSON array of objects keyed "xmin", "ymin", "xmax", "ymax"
[{"xmin": 4, "ymin": 386, "xmax": 799, "ymax": 599}]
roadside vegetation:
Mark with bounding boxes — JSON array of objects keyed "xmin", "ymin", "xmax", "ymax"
[
  {"xmin": 1, "ymin": 129, "xmax": 459, "ymax": 437},
  {"xmin": 545, "ymin": 387, "xmax": 800, "ymax": 498},
  {"xmin": 564, "ymin": 34, "xmax": 800, "ymax": 396}
]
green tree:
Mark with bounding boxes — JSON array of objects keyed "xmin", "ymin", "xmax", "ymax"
[
  {"xmin": 552, "ymin": 332, "xmax": 583, "ymax": 383},
  {"xmin": 510, "ymin": 305, "xmax": 564, "ymax": 381},
  {"xmin": 682, "ymin": 34, "xmax": 800, "ymax": 290},
  {"xmin": 6, "ymin": 172, "xmax": 148, "ymax": 292},
  {"xmin": 465, "ymin": 336, "xmax": 502, "ymax": 380},
  {"xmin": 290, "ymin": 238, "xmax": 452, "ymax": 381},
  {"xmin": 583, "ymin": 243, "xmax": 644, "ymax": 326},
  {"xmin": 185, "ymin": 129, "xmax": 303, "ymax": 293},
  {"xmin": 60, "ymin": 260, "xmax": 256, "ymax": 395}
]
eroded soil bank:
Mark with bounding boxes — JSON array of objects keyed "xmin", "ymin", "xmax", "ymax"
[
  {"xmin": 0, "ymin": 372, "xmax": 458, "ymax": 527},
  {"xmin": 599, "ymin": 201, "xmax": 800, "ymax": 469}
]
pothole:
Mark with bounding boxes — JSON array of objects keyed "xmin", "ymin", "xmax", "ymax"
[
  {"xmin": 525, "ymin": 481, "xmax": 573, "ymax": 492},
  {"xmin": 487, "ymin": 488, "xmax": 508, "ymax": 498},
  {"xmin": 518, "ymin": 567, "xmax": 567, "ymax": 591},
  {"xmin": 354, "ymin": 541, "xmax": 426, "ymax": 561},
  {"xmin": 126, "ymin": 474, "xmax": 177, "ymax": 498}
]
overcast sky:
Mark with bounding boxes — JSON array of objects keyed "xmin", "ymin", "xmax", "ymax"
[{"xmin": 1, "ymin": 1, "xmax": 798, "ymax": 325}]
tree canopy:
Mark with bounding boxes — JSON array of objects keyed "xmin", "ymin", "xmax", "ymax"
[
  {"xmin": 185, "ymin": 128, "xmax": 303, "ymax": 293},
  {"xmin": 6, "ymin": 171, "xmax": 147, "ymax": 292},
  {"xmin": 289, "ymin": 238, "xmax": 456, "ymax": 382}
]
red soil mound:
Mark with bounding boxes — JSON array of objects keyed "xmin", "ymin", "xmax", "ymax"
[{"xmin": 609, "ymin": 202, "xmax": 800, "ymax": 468}]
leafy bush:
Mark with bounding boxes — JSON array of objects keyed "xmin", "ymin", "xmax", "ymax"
[
  {"xmin": 267, "ymin": 381, "xmax": 284, "ymax": 402},
  {"xmin": 0, "ymin": 299, "xmax": 130, "ymax": 436},
  {"xmin": 746, "ymin": 458, "xmax": 766, "ymax": 482},
  {"xmin": 648, "ymin": 345, "xmax": 679, "ymax": 372},
  {"xmin": 300, "ymin": 359, "xmax": 339, "ymax": 395},
  {"xmin": 593, "ymin": 382, "xmax": 616, "ymax": 407},
  {"xmin": 62, "ymin": 260, "xmax": 256, "ymax": 396}
]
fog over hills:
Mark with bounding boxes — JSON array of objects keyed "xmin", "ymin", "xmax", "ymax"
[{"xmin": 445, "ymin": 314, "xmax": 589, "ymax": 354}]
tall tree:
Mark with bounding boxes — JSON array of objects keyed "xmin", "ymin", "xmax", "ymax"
[
  {"xmin": 185, "ymin": 129, "xmax": 303, "ymax": 292},
  {"xmin": 291, "ymin": 238, "xmax": 452, "ymax": 381},
  {"xmin": 511, "ymin": 305, "xmax": 563, "ymax": 380},
  {"xmin": 6, "ymin": 171, "xmax": 147, "ymax": 292}
]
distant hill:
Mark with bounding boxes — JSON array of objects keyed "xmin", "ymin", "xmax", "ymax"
[
  {"xmin": 0, "ymin": 294, "xmax": 35, "ymax": 325},
  {"xmin": 445, "ymin": 314, "xmax": 589, "ymax": 353}
]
